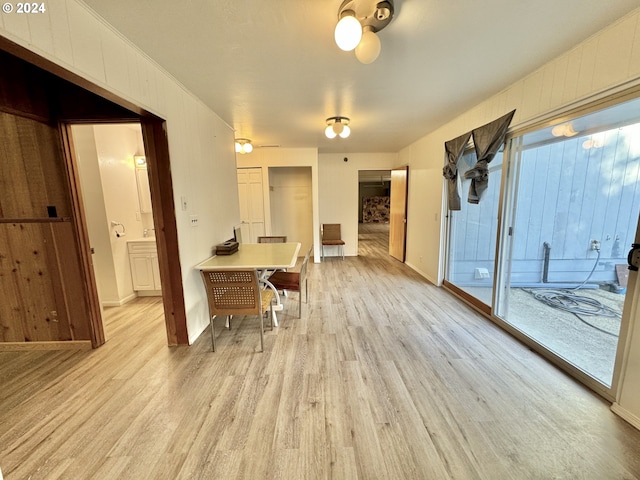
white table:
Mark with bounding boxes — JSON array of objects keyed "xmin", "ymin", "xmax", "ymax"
[{"xmin": 195, "ymin": 242, "xmax": 301, "ymax": 326}]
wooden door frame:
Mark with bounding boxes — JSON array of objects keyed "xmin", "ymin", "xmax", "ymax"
[{"xmin": 0, "ymin": 36, "xmax": 189, "ymax": 347}]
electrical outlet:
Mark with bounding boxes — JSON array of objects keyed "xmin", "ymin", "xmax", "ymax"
[{"xmin": 189, "ymin": 215, "xmax": 199, "ymax": 227}]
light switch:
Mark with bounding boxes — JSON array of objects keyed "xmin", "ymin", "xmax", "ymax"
[{"xmin": 189, "ymin": 215, "xmax": 199, "ymax": 227}]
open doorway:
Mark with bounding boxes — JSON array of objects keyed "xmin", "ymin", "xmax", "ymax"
[
  {"xmin": 358, "ymin": 170, "xmax": 391, "ymax": 257},
  {"xmin": 72, "ymin": 123, "xmax": 160, "ymax": 314},
  {"xmin": 268, "ymin": 167, "xmax": 314, "ymax": 255}
]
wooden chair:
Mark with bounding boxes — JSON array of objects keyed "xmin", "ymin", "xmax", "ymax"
[
  {"xmin": 257, "ymin": 235, "xmax": 287, "ymax": 243},
  {"xmin": 267, "ymin": 246, "xmax": 312, "ymax": 318},
  {"xmin": 321, "ymin": 224, "xmax": 345, "ymax": 260},
  {"xmin": 200, "ymin": 269, "xmax": 274, "ymax": 352}
]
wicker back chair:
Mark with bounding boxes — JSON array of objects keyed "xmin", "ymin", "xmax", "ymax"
[
  {"xmin": 257, "ymin": 236, "xmax": 287, "ymax": 243},
  {"xmin": 200, "ymin": 269, "xmax": 274, "ymax": 352}
]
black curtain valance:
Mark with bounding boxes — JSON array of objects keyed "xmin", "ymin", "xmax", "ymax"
[{"xmin": 443, "ymin": 109, "xmax": 516, "ymax": 209}]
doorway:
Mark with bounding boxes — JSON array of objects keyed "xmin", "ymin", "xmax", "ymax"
[
  {"xmin": 268, "ymin": 167, "xmax": 314, "ymax": 254},
  {"xmin": 72, "ymin": 123, "xmax": 159, "ymax": 311},
  {"xmin": 358, "ymin": 170, "xmax": 391, "ymax": 257}
]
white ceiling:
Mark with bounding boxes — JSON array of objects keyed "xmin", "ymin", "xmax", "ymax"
[{"xmin": 81, "ymin": 0, "xmax": 639, "ymax": 154}]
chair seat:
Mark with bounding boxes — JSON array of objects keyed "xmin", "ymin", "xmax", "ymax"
[
  {"xmin": 268, "ymin": 271, "xmax": 300, "ymax": 291},
  {"xmin": 322, "ymin": 239, "xmax": 345, "ymax": 246},
  {"xmin": 261, "ymin": 289, "xmax": 275, "ymax": 312}
]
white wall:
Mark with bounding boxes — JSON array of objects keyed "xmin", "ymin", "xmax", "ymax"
[
  {"xmin": 0, "ymin": 0, "xmax": 240, "ymax": 344},
  {"xmin": 93, "ymin": 124, "xmax": 144, "ymax": 301},
  {"xmin": 317, "ymin": 153, "xmax": 398, "ymax": 257},
  {"xmin": 73, "ymin": 125, "xmax": 119, "ymax": 306}
]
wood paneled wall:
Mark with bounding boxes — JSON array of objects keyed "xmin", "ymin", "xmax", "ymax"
[{"xmin": 0, "ymin": 111, "xmax": 91, "ymax": 344}]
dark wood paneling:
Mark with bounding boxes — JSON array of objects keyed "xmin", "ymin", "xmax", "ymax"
[
  {"xmin": 0, "ymin": 112, "xmax": 71, "ymax": 219},
  {"xmin": 58, "ymin": 125, "xmax": 104, "ymax": 347},
  {"xmin": 0, "ymin": 49, "xmax": 49, "ymax": 122},
  {"xmin": 0, "ymin": 222, "xmax": 89, "ymax": 342}
]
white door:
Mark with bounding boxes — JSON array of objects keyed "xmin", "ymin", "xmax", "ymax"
[{"xmin": 237, "ymin": 168, "xmax": 265, "ymax": 243}]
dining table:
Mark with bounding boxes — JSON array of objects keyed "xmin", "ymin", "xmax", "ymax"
[{"xmin": 195, "ymin": 241, "xmax": 301, "ymax": 326}]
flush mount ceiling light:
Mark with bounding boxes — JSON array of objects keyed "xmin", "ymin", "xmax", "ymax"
[
  {"xmin": 551, "ymin": 123, "xmax": 578, "ymax": 137},
  {"xmin": 235, "ymin": 138, "xmax": 253, "ymax": 154},
  {"xmin": 325, "ymin": 116, "xmax": 351, "ymax": 139},
  {"xmin": 334, "ymin": 0, "xmax": 394, "ymax": 64}
]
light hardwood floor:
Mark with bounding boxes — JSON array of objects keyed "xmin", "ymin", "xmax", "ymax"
[{"xmin": 1, "ymin": 224, "xmax": 640, "ymax": 479}]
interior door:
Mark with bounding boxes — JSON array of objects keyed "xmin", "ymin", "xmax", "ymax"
[
  {"xmin": 237, "ymin": 168, "xmax": 265, "ymax": 243},
  {"xmin": 389, "ymin": 166, "xmax": 408, "ymax": 261}
]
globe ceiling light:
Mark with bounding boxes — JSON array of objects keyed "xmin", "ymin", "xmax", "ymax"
[
  {"xmin": 334, "ymin": 0, "xmax": 394, "ymax": 64},
  {"xmin": 234, "ymin": 138, "xmax": 253, "ymax": 154},
  {"xmin": 334, "ymin": 11, "xmax": 362, "ymax": 51},
  {"xmin": 355, "ymin": 25, "xmax": 381, "ymax": 64},
  {"xmin": 325, "ymin": 125, "xmax": 337, "ymax": 139},
  {"xmin": 325, "ymin": 117, "xmax": 350, "ymax": 139}
]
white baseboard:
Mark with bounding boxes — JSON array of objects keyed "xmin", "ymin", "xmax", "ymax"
[
  {"xmin": 611, "ymin": 402, "xmax": 640, "ymax": 431},
  {"xmin": 101, "ymin": 293, "xmax": 138, "ymax": 308}
]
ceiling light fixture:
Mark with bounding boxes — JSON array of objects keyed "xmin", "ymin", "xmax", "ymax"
[
  {"xmin": 551, "ymin": 123, "xmax": 578, "ymax": 137},
  {"xmin": 325, "ymin": 116, "xmax": 351, "ymax": 139},
  {"xmin": 334, "ymin": 0, "xmax": 394, "ymax": 64},
  {"xmin": 235, "ymin": 138, "xmax": 253, "ymax": 154}
]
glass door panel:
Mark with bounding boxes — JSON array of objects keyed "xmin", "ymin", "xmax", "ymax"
[
  {"xmin": 497, "ymin": 98, "xmax": 640, "ymax": 387},
  {"xmin": 446, "ymin": 150, "xmax": 502, "ymax": 306}
]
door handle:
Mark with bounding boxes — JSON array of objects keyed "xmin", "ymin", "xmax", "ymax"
[{"xmin": 628, "ymin": 243, "xmax": 640, "ymax": 271}]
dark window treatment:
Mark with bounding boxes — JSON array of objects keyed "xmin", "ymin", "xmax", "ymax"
[
  {"xmin": 443, "ymin": 131, "xmax": 472, "ymax": 211},
  {"xmin": 465, "ymin": 109, "xmax": 516, "ymax": 204}
]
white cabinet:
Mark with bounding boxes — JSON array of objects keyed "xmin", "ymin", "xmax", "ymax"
[{"xmin": 128, "ymin": 240, "xmax": 161, "ymax": 295}]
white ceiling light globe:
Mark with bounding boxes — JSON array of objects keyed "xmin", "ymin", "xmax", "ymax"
[
  {"xmin": 235, "ymin": 142, "xmax": 242, "ymax": 153},
  {"xmin": 325, "ymin": 125, "xmax": 337, "ymax": 139},
  {"xmin": 334, "ymin": 13, "xmax": 362, "ymax": 51},
  {"xmin": 355, "ymin": 29, "xmax": 381, "ymax": 64},
  {"xmin": 339, "ymin": 125, "xmax": 351, "ymax": 138},
  {"xmin": 243, "ymin": 143, "xmax": 253, "ymax": 153},
  {"xmin": 332, "ymin": 121, "xmax": 345, "ymax": 135}
]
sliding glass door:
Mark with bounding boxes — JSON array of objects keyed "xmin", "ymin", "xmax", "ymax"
[
  {"xmin": 446, "ymin": 91, "xmax": 640, "ymax": 392},
  {"xmin": 445, "ymin": 150, "xmax": 502, "ymax": 307}
]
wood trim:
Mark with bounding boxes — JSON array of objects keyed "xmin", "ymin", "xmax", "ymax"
[
  {"xmin": 141, "ymin": 119, "xmax": 189, "ymax": 346},
  {"xmin": 59, "ymin": 125, "xmax": 105, "ymax": 347},
  {"xmin": 0, "ymin": 217, "xmax": 71, "ymax": 223},
  {"xmin": 0, "ymin": 340, "xmax": 92, "ymax": 351},
  {"xmin": 442, "ymin": 280, "xmax": 492, "ymax": 315},
  {"xmin": 0, "ymin": 35, "xmax": 149, "ymax": 118}
]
